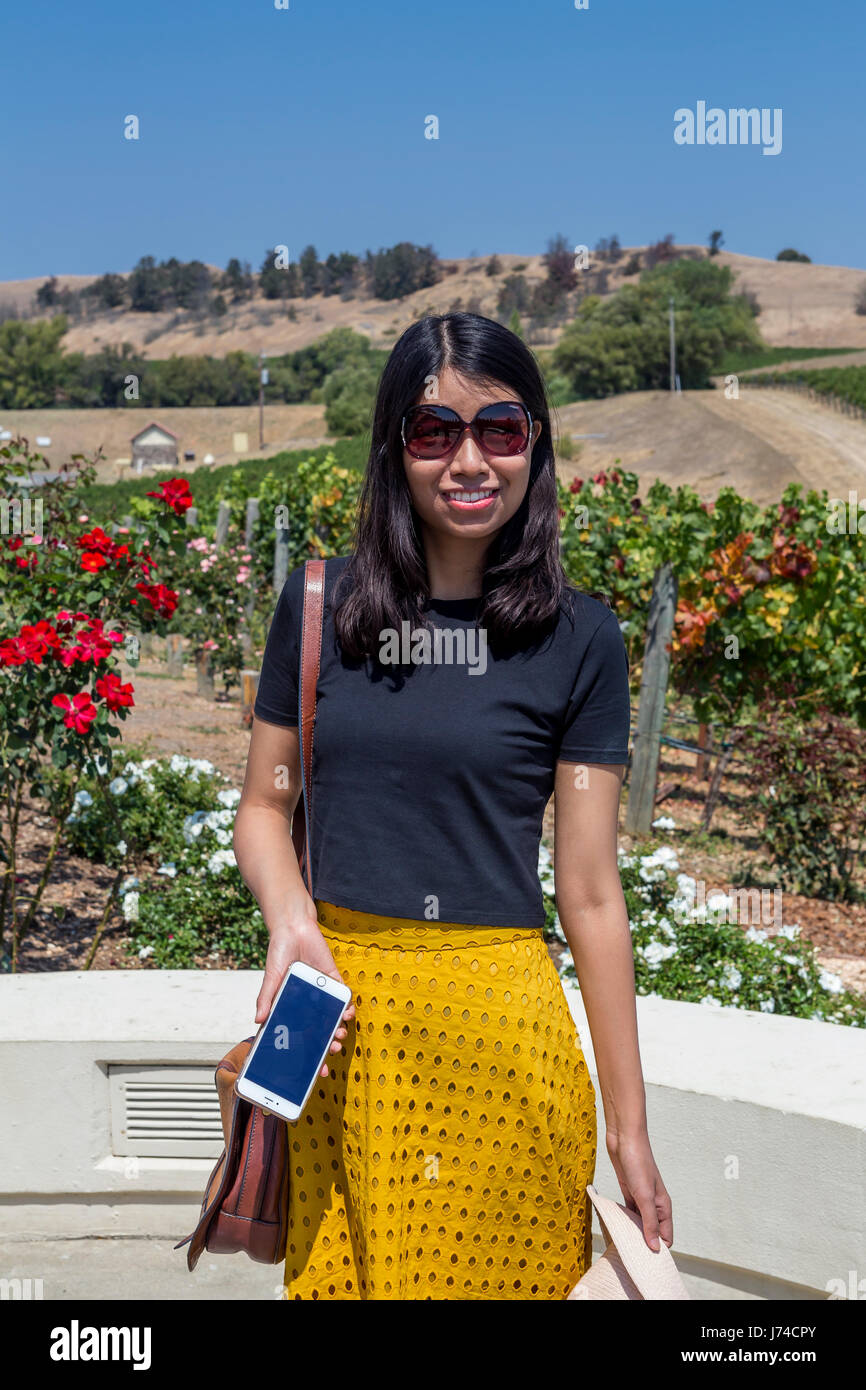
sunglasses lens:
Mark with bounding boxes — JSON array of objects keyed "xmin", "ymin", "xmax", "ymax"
[
  {"xmin": 474, "ymin": 404, "xmax": 530, "ymax": 455},
  {"xmin": 404, "ymin": 408, "xmax": 461, "ymax": 457}
]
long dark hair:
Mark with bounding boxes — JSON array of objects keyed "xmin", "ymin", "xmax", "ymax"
[{"xmin": 333, "ymin": 312, "xmax": 571, "ymax": 659}]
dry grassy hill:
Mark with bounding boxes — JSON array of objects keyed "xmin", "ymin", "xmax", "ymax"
[
  {"xmin": 4, "ymin": 246, "xmax": 865, "ymax": 361},
  {"xmin": 3, "ymin": 246, "xmax": 865, "ymax": 500}
]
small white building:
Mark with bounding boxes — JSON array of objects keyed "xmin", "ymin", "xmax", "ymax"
[{"xmin": 130, "ymin": 421, "xmax": 179, "ymax": 473}]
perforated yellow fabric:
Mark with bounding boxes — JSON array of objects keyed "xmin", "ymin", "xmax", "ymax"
[{"xmin": 281, "ymin": 901, "xmax": 596, "ymax": 1301}]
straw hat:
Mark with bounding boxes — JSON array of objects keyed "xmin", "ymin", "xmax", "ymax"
[{"xmin": 568, "ymin": 1184, "xmax": 690, "ymax": 1300}]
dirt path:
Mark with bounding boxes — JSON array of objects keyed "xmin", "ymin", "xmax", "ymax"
[{"xmin": 555, "ymin": 387, "xmax": 866, "ymax": 503}]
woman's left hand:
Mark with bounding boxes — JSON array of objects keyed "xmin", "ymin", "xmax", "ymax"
[{"xmin": 605, "ymin": 1128, "xmax": 673, "ymax": 1252}]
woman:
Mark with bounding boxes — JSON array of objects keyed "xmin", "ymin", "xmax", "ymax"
[{"xmin": 234, "ymin": 312, "xmax": 672, "ymax": 1300}]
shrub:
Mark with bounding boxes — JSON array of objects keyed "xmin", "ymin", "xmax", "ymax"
[
  {"xmin": 776, "ymin": 248, "xmax": 811, "ymax": 263},
  {"xmin": 540, "ymin": 845, "xmax": 865, "ymax": 1026},
  {"xmin": 496, "ymin": 274, "xmax": 530, "ymax": 317},
  {"xmin": 739, "ymin": 701, "xmax": 866, "ymax": 900},
  {"xmin": 552, "ymin": 259, "xmax": 762, "ymax": 398},
  {"xmin": 0, "ymin": 442, "xmax": 188, "ymax": 969}
]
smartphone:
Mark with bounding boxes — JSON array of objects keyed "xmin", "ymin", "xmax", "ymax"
[{"xmin": 235, "ymin": 961, "xmax": 352, "ymax": 1121}]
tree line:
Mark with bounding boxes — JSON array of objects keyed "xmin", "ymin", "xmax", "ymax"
[
  {"xmin": 33, "ymin": 242, "xmax": 443, "ymax": 321},
  {"xmin": 0, "ymin": 320, "xmax": 385, "ymax": 419}
]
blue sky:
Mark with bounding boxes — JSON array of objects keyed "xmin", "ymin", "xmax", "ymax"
[{"xmin": 3, "ymin": 0, "xmax": 864, "ymax": 278}]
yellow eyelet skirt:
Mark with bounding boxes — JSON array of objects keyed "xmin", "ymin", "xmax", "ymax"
[{"xmin": 281, "ymin": 901, "xmax": 596, "ymax": 1301}]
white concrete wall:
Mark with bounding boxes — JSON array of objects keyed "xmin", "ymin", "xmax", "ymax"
[{"xmin": 1, "ymin": 971, "xmax": 864, "ymax": 1300}]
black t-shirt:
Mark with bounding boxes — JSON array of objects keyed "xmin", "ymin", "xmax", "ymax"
[{"xmin": 254, "ymin": 555, "xmax": 630, "ymax": 927}]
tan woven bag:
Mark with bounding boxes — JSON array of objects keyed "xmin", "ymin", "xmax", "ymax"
[{"xmin": 569, "ymin": 1184, "xmax": 691, "ymax": 1300}]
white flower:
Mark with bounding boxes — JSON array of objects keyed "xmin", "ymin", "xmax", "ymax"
[
  {"xmin": 745, "ymin": 926, "xmax": 769, "ymax": 944},
  {"xmin": 640, "ymin": 939, "xmax": 678, "ymax": 968},
  {"xmin": 699, "ymin": 995, "xmax": 723, "ymax": 1008},
  {"xmin": 217, "ymin": 788, "xmax": 241, "ymax": 808},
  {"xmin": 122, "ymin": 891, "xmax": 140, "ymax": 922},
  {"xmin": 73, "ymin": 789, "xmax": 93, "ymax": 808},
  {"xmin": 768, "ymin": 785, "xmax": 777, "ymax": 799},
  {"xmin": 108, "ymin": 777, "xmax": 128, "ymax": 796},
  {"xmin": 656, "ymin": 916, "xmax": 677, "ymax": 940},
  {"xmin": 207, "ymin": 848, "xmax": 237, "ymax": 875},
  {"xmin": 138, "ymin": 945, "xmax": 154, "ymax": 960},
  {"xmin": 638, "ymin": 846, "xmax": 679, "ymax": 882},
  {"xmin": 778, "ymin": 924, "xmax": 801, "ymax": 940},
  {"xmin": 182, "ymin": 811, "xmax": 209, "ymax": 843},
  {"xmin": 818, "ymin": 969, "xmax": 844, "ymax": 996},
  {"xmin": 213, "ymin": 827, "xmax": 232, "ymax": 846},
  {"xmin": 652, "ymin": 816, "xmax": 676, "ymax": 831},
  {"xmin": 188, "ymin": 757, "xmax": 217, "ymax": 780},
  {"xmin": 119, "ymin": 875, "xmax": 140, "ymax": 894},
  {"xmin": 781, "ymin": 953, "xmax": 800, "ymax": 966},
  {"xmin": 759, "ymin": 998, "xmax": 775, "ymax": 1013},
  {"xmin": 157, "ymin": 862, "xmax": 177, "ymax": 878},
  {"xmin": 720, "ymin": 964, "xmax": 742, "ymax": 991},
  {"xmin": 115, "ymin": 840, "xmax": 127, "ymax": 856},
  {"xmin": 169, "ymin": 754, "xmax": 190, "ymax": 773}
]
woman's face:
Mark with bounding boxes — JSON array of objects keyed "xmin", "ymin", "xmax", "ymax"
[{"xmin": 402, "ymin": 366, "xmax": 542, "ymax": 541}]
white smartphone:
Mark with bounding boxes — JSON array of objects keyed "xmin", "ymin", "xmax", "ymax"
[{"xmin": 235, "ymin": 961, "xmax": 352, "ymax": 1121}]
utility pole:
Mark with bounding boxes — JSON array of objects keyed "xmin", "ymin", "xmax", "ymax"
[
  {"xmin": 668, "ymin": 296, "xmax": 676, "ymax": 394},
  {"xmin": 258, "ymin": 353, "xmax": 268, "ymax": 449}
]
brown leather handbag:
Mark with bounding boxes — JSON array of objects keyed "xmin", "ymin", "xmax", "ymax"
[{"xmin": 176, "ymin": 557, "xmax": 326, "ymax": 1271}]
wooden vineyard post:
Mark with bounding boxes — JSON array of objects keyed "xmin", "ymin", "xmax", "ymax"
[
  {"xmin": 242, "ymin": 497, "xmax": 260, "ymax": 653},
  {"xmin": 273, "ymin": 515, "xmax": 290, "ymax": 595},
  {"xmin": 695, "ymin": 722, "xmax": 711, "ymax": 780},
  {"xmin": 244, "ymin": 496, "xmax": 260, "ymax": 549},
  {"xmin": 241, "ymin": 669, "xmax": 260, "ymax": 727},
  {"xmin": 196, "ymin": 648, "xmax": 215, "ymax": 699},
  {"xmin": 624, "ymin": 562, "xmax": 679, "ymax": 836},
  {"xmin": 215, "ymin": 500, "xmax": 231, "ymax": 548},
  {"xmin": 165, "ymin": 633, "xmax": 184, "ymax": 676}
]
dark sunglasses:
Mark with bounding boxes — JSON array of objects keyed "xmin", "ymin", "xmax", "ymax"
[{"xmin": 401, "ymin": 401, "xmax": 533, "ymax": 460}]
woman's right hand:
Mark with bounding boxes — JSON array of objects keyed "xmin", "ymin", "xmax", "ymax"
[{"xmin": 255, "ymin": 897, "xmax": 356, "ymax": 1078}]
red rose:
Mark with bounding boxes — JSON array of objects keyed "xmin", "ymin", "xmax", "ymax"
[
  {"xmin": 146, "ymin": 478, "xmax": 193, "ymax": 516},
  {"xmin": 51, "ymin": 691, "xmax": 98, "ymax": 734},
  {"xmin": 135, "ymin": 581, "xmax": 179, "ymax": 618},
  {"xmin": 81, "ymin": 552, "xmax": 110, "ymax": 572},
  {"xmin": 569, "ymin": 478, "xmax": 584, "ymax": 494},
  {"xmin": 95, "ymin": 672, "xmax": 135, "ymax": 710}
]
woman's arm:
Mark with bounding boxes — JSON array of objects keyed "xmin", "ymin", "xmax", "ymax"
[
  {"xmin": 554, "ymin": 760, "xmax": 672, "ymax": 1251},
  {"xmin": 233, "ymin": 716, "xmax": 354, "ymax": 1074}
]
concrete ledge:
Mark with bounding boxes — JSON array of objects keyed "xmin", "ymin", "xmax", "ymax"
[{"xmin": 2, "ymin": 971, "xmax": 864, "ymax": 1300}]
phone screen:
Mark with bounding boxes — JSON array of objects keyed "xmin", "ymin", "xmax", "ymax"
[{"xmin": 244, "ymin": 973, "xmax": 346, "ymax": 1106}]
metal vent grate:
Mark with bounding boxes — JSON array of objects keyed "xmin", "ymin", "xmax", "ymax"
[{"xmin": 109, "ymin": 1065, "xmax": 224, "ymax": 1158}]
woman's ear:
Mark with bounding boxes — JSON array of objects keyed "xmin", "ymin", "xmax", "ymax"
[{"xmin": 531, "ymin": 419, "xmax": 542, "ymax": 445}]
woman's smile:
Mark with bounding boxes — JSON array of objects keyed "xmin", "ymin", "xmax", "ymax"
[{"xmin": 441, "ymin": 485, "xmax": 501, "ymax": 511}]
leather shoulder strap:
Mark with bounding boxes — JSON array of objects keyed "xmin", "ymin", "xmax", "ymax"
[{"xmin": 290, "ymin": 558, "xmax": 325, "ymax": 892}]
